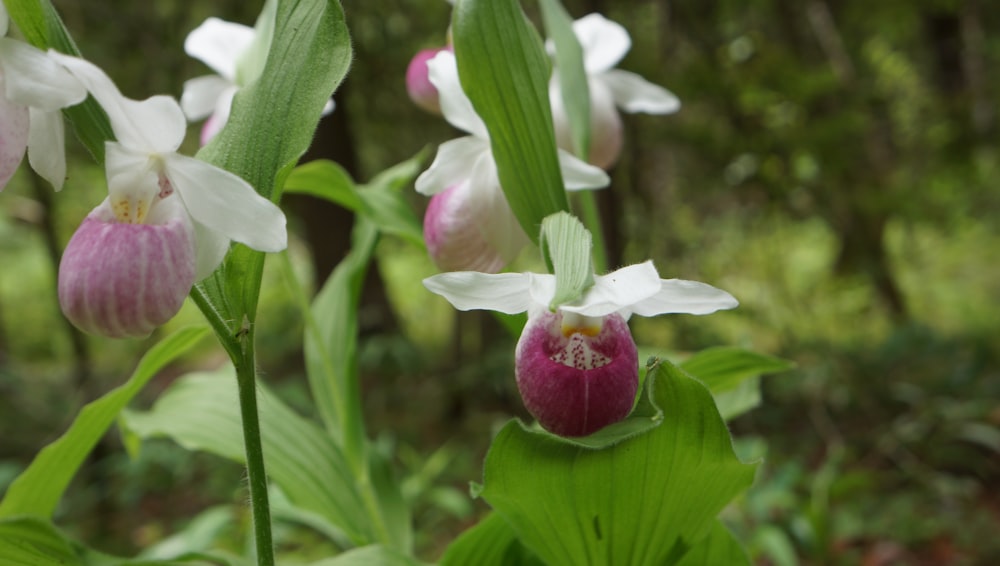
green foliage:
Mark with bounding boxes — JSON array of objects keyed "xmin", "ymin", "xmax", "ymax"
[
  {"xmin": 193, "ymin": 0, "xmax": 352, "ymax": 356},
  {"xmin": 451, "ymin": 0, "xmax": 569, "ymax": 240},
  {"xmin": 0, "ymin": 327, "xmax": 208, "ymax": 519},
  {"xmin": 474, "ymin": 359, "xmax": 757, "ymax": 565},
  {"xmin": 680, "ymin": 346, "xmax": 794, "ymax": 420},
  {"xmin": 439, "ymin": 512, "xmax": 543, "ymax": 566}
]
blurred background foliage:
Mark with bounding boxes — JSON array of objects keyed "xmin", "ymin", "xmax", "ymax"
[{"xmin": 1, "ymin": 0, "xmax": 998, "ymax": 564}]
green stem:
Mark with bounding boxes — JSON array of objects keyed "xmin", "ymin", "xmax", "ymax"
[
  {"xmin": 575, "ymin": 190, "xmax": 609, "ymax": 274},
  {"xmin": 235, "ymin": 327, "xmax": 275, "ymax": 566}
]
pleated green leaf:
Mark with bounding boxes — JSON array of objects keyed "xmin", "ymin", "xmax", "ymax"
[
  {"xmin": 439, "ymin": 512, "xmax": 544, "ymax": 566},
  {"xmin": 452, "ymin": 0, "xmax": 569, "ymax": 242},
  {"xmin": 675, "ymin": 520, "xmax": 750, "ymax": 566},
  {"xmin": 680, "ymin": 346, "xmax": 794, "ymax": 393},
  {"xmin": 308, "ymin": 544, "xmax": 424, "ymax": 566},
  {"xmin": 192, "ymin": 0, "xmax": 352, "ymax": 356},
  {"xmin": 0, "ymin": 327, "xmax": 207, "ymax": 519},
  {"xmin": 120, "ymin": 367, "xmax": 393, "ymax": 548},
  {"xmin": 478, "ymin": 359, "xmax": 757, "ymax": 566},
  {"xmin": 0, "ymin": 517, "xmax": 82, "ymax": 566}
]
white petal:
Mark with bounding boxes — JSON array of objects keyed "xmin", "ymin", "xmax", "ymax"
[
  {"xmin": 574, "ymin": 14, "xmax": 631, "ymax": 74},
  {"xmin": 163, "ymin": 154, "xmax": 287, "ymax": 253},
  {"xmin": 601, "ymin": 69, "xmax": 680, "ymax": 114},
  {"xmin": 628, "ymin": 279, "xmax": 738, "ymax": 317},
  {"xmin": 191, "ymin": 220, "xmax": 231, "ymax": 281},
  {"xmin": 423, "ymin": 272, "xmax": 533, "ymax": 314},
  {"xmin": 426, "ymin": 50, "xmax": 488, "ymax": 139},
  {"xmin": 180, "ymin": 75, "xmax": 232, "ymax": 121},
  {"xmin": 184, "ymin": 17, "xmax": 255, "ymax": 81},
  {"xmin": 27, "ymin": 108, "xmax": 67, "ymax": 190},
  {"xmin": 559, "ymin": 261, "xmax": 662, "ymax": 317},
  {"xmin": 48, "ymin": 51, "xmax": 186, "ymax": 152},
  {"xmin": 0, "ymin": 40, "xmax": 86, "ymax": 110},
  {"xmin": 557, "ymin": 149, "xmax": 609, "ymax": 190},
  {"xmin": 415, "ymin": 136, "xmax": 490, "ymax": 196}
]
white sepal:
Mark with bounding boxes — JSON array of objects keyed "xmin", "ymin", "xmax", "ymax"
[{"xmin": 191, "ymin": 220, "xmax": 231, "ymax": 281}]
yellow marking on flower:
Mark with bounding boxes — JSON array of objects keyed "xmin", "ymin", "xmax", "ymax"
[
  {"xmin": 561, "ymin": 320, "xmax": 602, "ymax": 337},
  {"xmin": 111, "ymin": 195, "xmax": 148, "ymax": 224}
]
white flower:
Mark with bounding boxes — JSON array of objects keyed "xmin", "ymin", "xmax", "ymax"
[
  {"xmin": 416, "ymin": 50, "xmax": 609, "ymax": 273},
  {"xmin": 0, "ymin": 10, "xmax": 87, "ymax": 190},
  {"xmin": 424, "ymin": 261, "xmax": 737, "ymax": 435},
  {"xmin": 49, "ymin": 51, "xmax": 286, "ymax": 280},
  {"xmin": 550, "ymin": 13, "xmax": 680, "ymax": 168},
  {"xmin": 181, "ymin": 16, "xmax": 334, "ymax": 145}
]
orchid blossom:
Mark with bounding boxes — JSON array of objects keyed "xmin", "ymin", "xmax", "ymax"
[
  {"xmin": 424, "ymin": 261, "xmax": 738, "ymax": 436},
  {"xmin": 50, "ymin": 52, "xmax": 286, "ymax": 337},
  {"xmin": 0, "ymin": 7, "xmax": 87, "ymax": 190},
  {"xmin": 181, "ymin": 16, "xmax": 334, "ymax": 145},
  {"xmin": 416, "ymin": 50, "xmax": 609, "ymax": 273},
  {"xmin": 550, "ymin": 13, "xmax": 681, "ymax": 169}
]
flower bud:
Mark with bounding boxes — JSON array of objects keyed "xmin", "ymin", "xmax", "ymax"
[
  {"xmin": 0, "ymin": 73, "xmax": 29, "ymax": 191},
  {"xmin": 58, "ymin": 197, "xmax": 196, "ymax": 338},
  {"xmin": 515, "ymin": 310, "xmax": 639, "ymax": 437},
  {"xmin": 406, "ymin": 47, "xmax": 450, "ymax": 115}
]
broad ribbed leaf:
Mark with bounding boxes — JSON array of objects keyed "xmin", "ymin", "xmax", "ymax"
[
  {"xmin": 452, "ymin": 0, "xmax": 569, "ymax": 242},
  {"xmin": 121, "ymin": 368, "xmax": 382, "ymax": 547},
  {"xmin": 478, "ymin": 359, "xmax": 757, "ymax": 566},
  {"xmin": 675, "ymin": 520, "xmax": 750, "ymax": 566},
  {"xmin": 192, "ymin": 0, "xmax": 352, "ymax": 353},
  {"xmin": 680, "ymin": 347, "xmax": 793, "ymax": 393},
  {"xmin": 284, "ymin": 154, "xmax": 425, "ymax": 246},
  {"xmin": 0, "ymin": 517, "xmax": 81, "ymax": 565},
  {"xmin": 439, "ymin": 512, "xmax": 543, "ymax": 566},
  {"xmin": 308, "ymin": 545, "xmax": 423, "ymax": 566},
  {"xmin": 0, "ymin": 327, "xmax": 207, "ymax": 519}
]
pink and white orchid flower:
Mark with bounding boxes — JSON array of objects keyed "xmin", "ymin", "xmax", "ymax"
[
  {"xmin": 550, "ymin": 13, "xmax": 681, "ymax": 169},
  {"xmin": 416, "ymin": 50, "xmax": 609, "ymax": 273},
  {"xmin": 50, "ymin": 52, "xmax": 286, "ymax": 337},
  {"xmin": 424, "ymin": 261, "xmax": 737, "ymax": 436},
  {"xmin": 0, "ymin": 7, "xmax": 87, "ymax": 190},
  {"xmin": 181, "ymin": 16, "xmax": 334, "ymax": 145}
]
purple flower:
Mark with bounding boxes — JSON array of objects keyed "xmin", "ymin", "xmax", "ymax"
[{"xmin": 406, "ymin": 47, "xmax": 450, "ymax": 114}]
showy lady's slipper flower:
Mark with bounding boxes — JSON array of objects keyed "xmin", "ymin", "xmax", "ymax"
[
  {"xmin": 0, "ymin": 7, "xmax": 87, "ymax": 190},
  {"xmin": 50, "ymin": 53, "xmax": 286, "ymax": 337},
  {"xmin": 424, "ymin": 261, "xmax": 738, "ymax": 436},
  {"xmin": 181, "ymin": 16, "xmax": 334, "ymax": 145},
  {"xmin": 416, "ymin": 51, "xmax": 609, "ymax": 273},
  {"xmin": 550, "ymin": 13, "xmax": 681, "ymax": 169}
]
